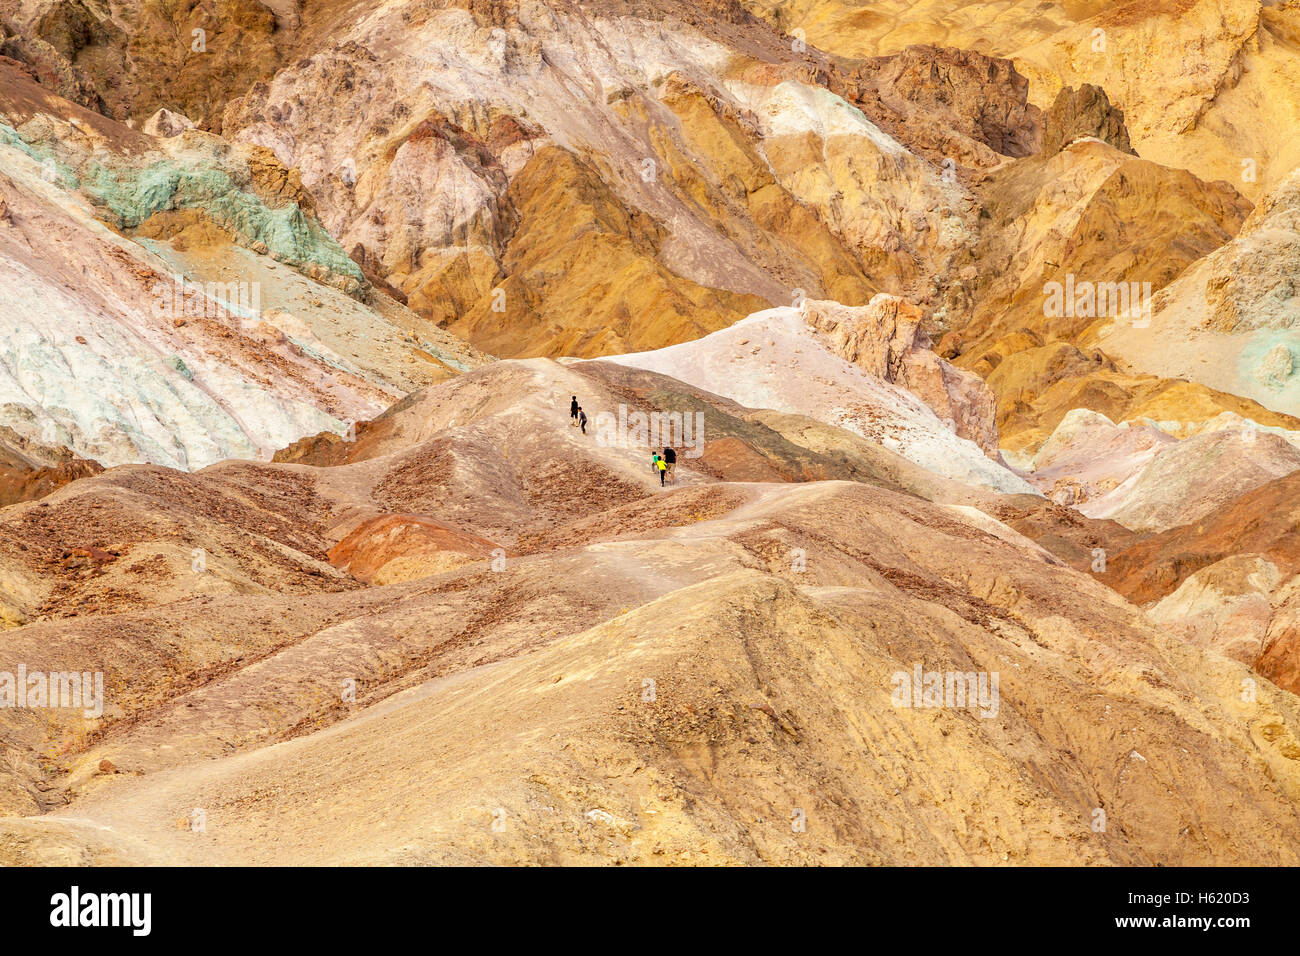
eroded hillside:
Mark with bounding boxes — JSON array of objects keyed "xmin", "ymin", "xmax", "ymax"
[{"xmin": 0, "ymin": 0, "xmax": 1298, "ymax": 867}]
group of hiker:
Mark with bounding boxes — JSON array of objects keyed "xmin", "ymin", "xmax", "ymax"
[
  {"xmin": 570, "ymin": 395, "xmax": 588, "ymax": 434},
  {"xmin": 651, "ymin": 447, "xmax": 677, "ymax": 486},
  {"xmin": 569, "ymin": 395, "xmax": 677, "ymax": 487}
]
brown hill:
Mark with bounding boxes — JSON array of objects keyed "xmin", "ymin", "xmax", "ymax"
[{"xmin": 3, "ymin": 359, "xmax": 1300, "ymax": 863}]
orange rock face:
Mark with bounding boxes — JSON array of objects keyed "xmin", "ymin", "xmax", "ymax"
[{"xmin": 327, "ymin": 513, "xmax": 503, "ymax": 584}]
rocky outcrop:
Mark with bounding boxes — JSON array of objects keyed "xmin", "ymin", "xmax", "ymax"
[
  {"xmin": 1041, "ymin": 84, "xmax": 1133, "ymax": 156},
  {"xmin": 141, "ymin": 107, "xmax": 195, "ymax": 138},
  {"xmin": 0, "ymin": 426, "xmax": 103, "ymax": 507},
  {"xmin": 1259, "ymin": 580, "xmax": 1300, "ymax": 696},
  {"xmin": 804, "ymin": 296, "xmax": 1000, "ymax": 456},
  {"xmin": 1024, "ymin": 409, "xmax": 1174, "ymax": 507},
  {"xmin": 834, "ymin": 44, "xmax": 1042, "ymax": 170},
  {"xmin": 940, "ymin": 112, "xmax": 1263, "ymax": 454},
  {"xmin": 209, "ymin": 1, "xmax": 1003, "ymax": 354},
  {"xmin": 15, "ymin": 0, "xmax": 297, "ymax": 127},
  {"xmin": 0, "ymin": 17, "xmax": 107, "ymax": 113},
  {"xmin": 0, "ymin": 62, "xmax": 485, "ymax": 470}
]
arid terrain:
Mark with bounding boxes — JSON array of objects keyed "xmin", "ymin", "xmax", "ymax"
[{"xmin": 0, "ymin": 0, "xmax": 1298, "ymax": 866}]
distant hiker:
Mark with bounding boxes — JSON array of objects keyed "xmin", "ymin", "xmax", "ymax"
[
  {"xmin": 570, "ymin": 395, "xmax": 579, "ymax": 425},
  {"xmin": 578, "ymin": 407, "xmax": 587, "ymax": 434},
  {"xmin": 663, "ymin": 446, "xmax": 677, "ymax": 483},
  {"xmin": 651, "ymin": 452, "xmax": 661, "ymax": 476},
  {"xmin": 655, "ymin": 454, "xmax": 668, "ymax": 487}
]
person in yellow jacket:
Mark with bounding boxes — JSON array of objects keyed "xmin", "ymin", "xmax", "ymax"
[{"xmin": 653, "ymin": 452, "xmax": 667, "ymax": 487}]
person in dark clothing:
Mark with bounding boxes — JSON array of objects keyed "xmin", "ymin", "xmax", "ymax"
[
  {"xmin": 570, "ymin": 395, "xmax": 579, "ymax": 424},
  {"xmin": 578, "ymin": 407, "xmax": 587, "ymax": 434},
  {"xmin": 663, "ymin": 446, "xmax": 677, "ymax": 483}
]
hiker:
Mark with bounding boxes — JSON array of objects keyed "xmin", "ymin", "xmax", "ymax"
[
  {"xmin": 663, "ymin": 446, "xmax": 677, "ymax": 483},
  {"xmin": 651, "ymin": 452, "xmax": 661, "ymax": 476},
  {"xmin": 655, "ymin": 453, "xmax": 668, "ymax": 487},
  {"xmin": 570, "ymin": 395, "xmax": 579, "ymax": 425},
  {"xmin": 578, "ymin": 407, "xmax": 587, "ymax": 434}
]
